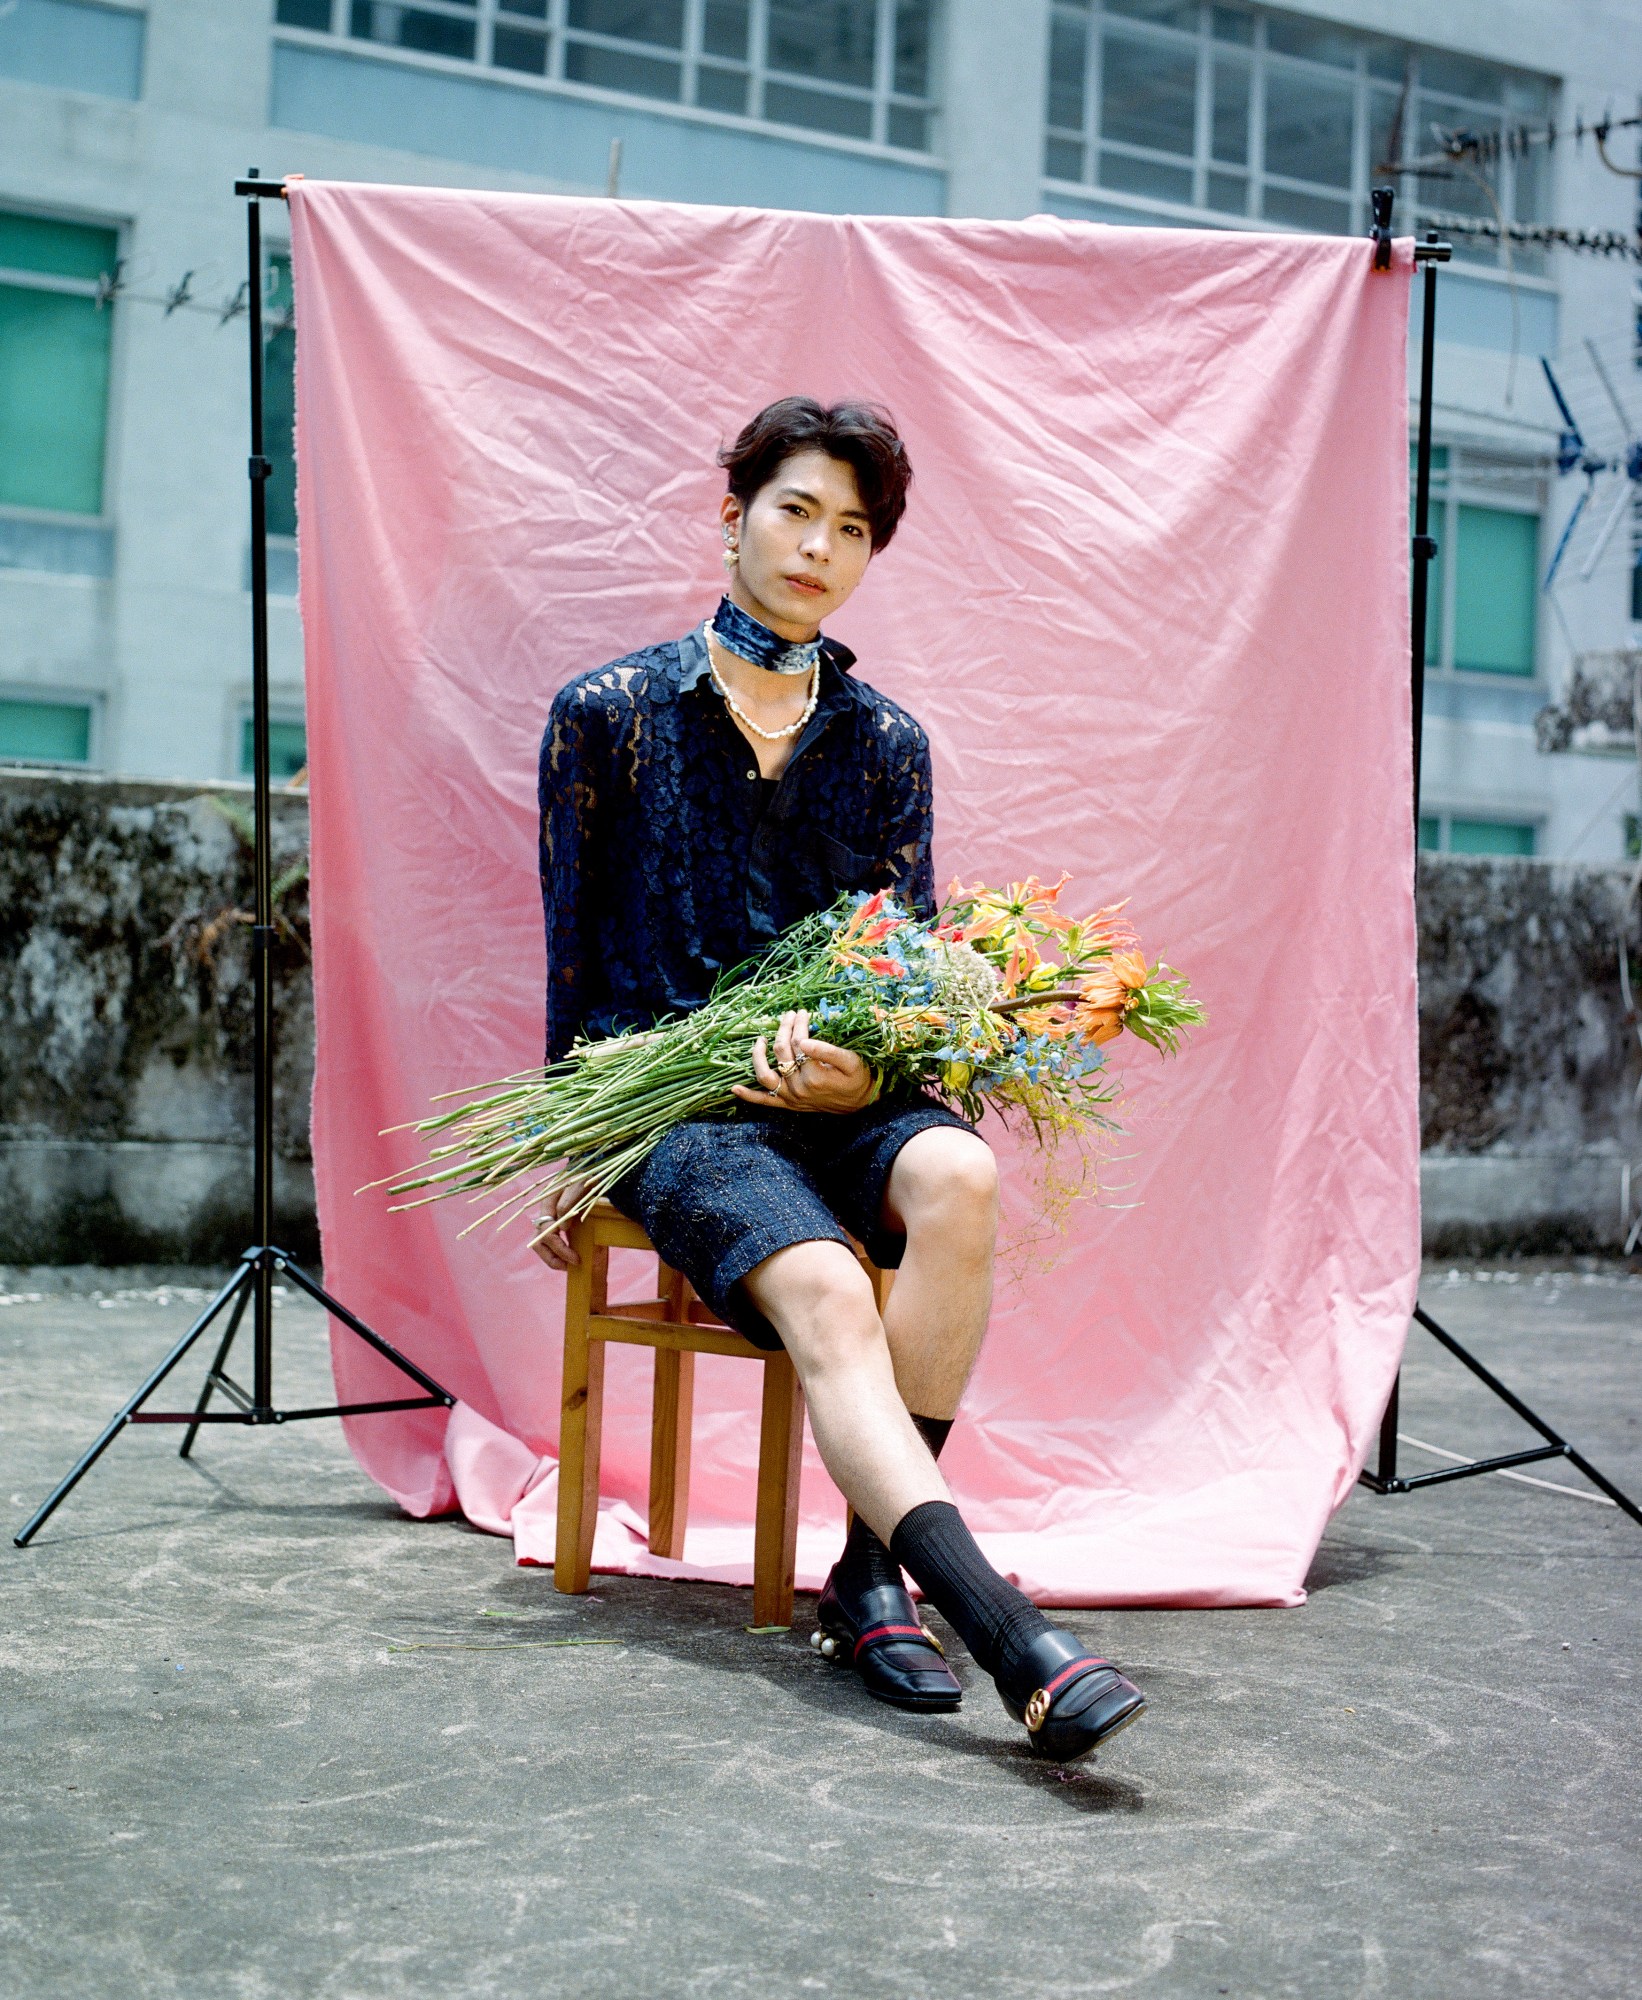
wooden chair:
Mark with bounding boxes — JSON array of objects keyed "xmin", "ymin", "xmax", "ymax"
[{"xmin": 554, "ymin": 1199, "xmax": 891, "ymax": 1629}]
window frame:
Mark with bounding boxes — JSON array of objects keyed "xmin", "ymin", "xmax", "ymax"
[
  {"xmin": 237, "ymin": 704, "xmax": 309, "ymax": 783},
  {"xmin": 0, "ymin": 685, "xmax": 102, "ymax": 770},
  {"xmin": 274, "ymin": 0, "xmax": 943, "ymax": 160},
  {"xmin": 1418, "ymin": 809, "xmax": 1541, "ymax": 857},
  {"xmin": 1422, "ymin": 444, "xmax": 1545, "ymax": 684},
  {"xmin": 0, "ymin": 204, "xmax": 126, "ymax": 532},
  {"xmin": 1043, "ymin": 2, "xmax": 1554, "ymax": 267}
]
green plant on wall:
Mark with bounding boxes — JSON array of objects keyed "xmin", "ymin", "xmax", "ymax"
[{"xmin": 166, "ymin": 795, "xmax": 310, "ymax": 963}]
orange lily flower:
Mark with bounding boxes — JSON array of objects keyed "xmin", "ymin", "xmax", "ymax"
[
  {"xmin": 1073, "ymin": 948, "xmax": 1148, "ymax": 1044},
  {"xmin": 1012, "ymin": 1003, "xmax": 1074, "ymax": 1041}
]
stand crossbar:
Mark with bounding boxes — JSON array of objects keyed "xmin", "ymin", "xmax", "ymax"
[
  {"xmin": 13, "ymin": 168, "xmax": 455, "ymax": 1550},
  {"xmin": 1357, "ymin": 200, "xmax": 1640, "ymax": 1532}
]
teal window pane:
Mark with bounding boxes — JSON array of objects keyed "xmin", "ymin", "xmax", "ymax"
[
  {"xmin": 703, "ymin": 1, "xmax": 748, "ymax": 58},
  {"xmin": 1448, "ymin": 818, "xmax": 1535, "ymax": 857},
  {"xmin": 0, "ymin": 213, "xmax": 117, "ymax": 282},
  {"xmin": 763, "ymin": 80, "xmax": 871, "ymax": 138},
  {"xmin": 1106, "ymin": 0, "xmax": 1198, "ymax": 25},
  {"xmin": 0, "ymin": 284, "xmax": 111, "ymax": 514},
  {"xmin": 1421, "ymin": 536, "xmax": 1443, "ymax": 666},
  {"xmin": 569, "ymin": 0, "xmax": 683, "ymax": 46},
  {"xmin": 564, "ymin": 38, "xmax": 680, "ymax": 96},
  {"xmin": 1101, "ymin": 31, "xmax": 1197, "ymax": 156},
  {"xmin": 1261, "ymin": 185, "xmax": 1350, "ymax": 235},
  {"xmin": 766, "ymin": 0, "xmax": 876, "ymax": 90},
  {"xmin": 1266, "ymin": 19, "xmax": 1357, "ymax": 69},
  {"xmin": 696, "ymin": 62, "xmax": 747, "ymax": 110},
  {"xmin": 494, "ymin": 25, "xmax": 549, "ymax": 70},
  {"xmin": 242, "ymin": 717, "xmax": 308, "ymax": 779},
  {"xmin": 1211, "ymin": 55, "xmax": 1249, "ymax": 163},
  {"xmin": 885, "ymin": 103, "xmax": 926, "ymax": 150},
  {"xmin": 892, "ymin": 0, "xmax": 929, "ymax": 96},
  {"xmin": 1047, "ymin": 11, "xmax": 1087, "ymax": 134},
  {"xmin": 0, "ymin": 698, "xmax": 91, "ymax": 763},
  {"xmin": 1454, "ymin": 506, "xmax": 1537, "ymax": 675},
  {"xmin": 1418, "ymin": 814, "xmax": 1441, "ymax": 851},
  {"xmin": 1418, "ymin": 52, "xmax": 1503, "ymax": 103},
  {"xmin": 1099, "ymin": 149, "xmax": 1193, "ymax": 203},
  {"xmin": 265, "ymin": 255, "xmax": 297, "ymax": 541},
  {"xmin": 1411, "ymin": 445, "xmax": 1447, "ymax": 666},
  {"xmin": 1264, "ymin": 68, "xmax": 1353, "ymax": 188}
]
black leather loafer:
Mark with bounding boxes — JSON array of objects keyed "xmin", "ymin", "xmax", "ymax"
[
  {"xmin": 812, "ymin": 1572, "xmax": 963, "ymax": 1712},
  {"xmin": 998, "ymin": 1628, "xmax": 1145, "ymax": 1762}
]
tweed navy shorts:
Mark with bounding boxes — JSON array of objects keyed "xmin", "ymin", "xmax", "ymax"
[{"xmin": 609, "ymin": 1096, "xmax": 983, "ymax": 1351}]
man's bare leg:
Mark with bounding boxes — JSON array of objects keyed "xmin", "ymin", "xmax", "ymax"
[
  {"xmin": 739, "ymin": 1239, "xmax": 945, "ymax": 1542},
  {"xmin": 740, "ymin": 1158, "xmax": 1147, "ymax": 1759},
  {"xmin": 876, "ymin": 1126, "xmax": 999, "ymax": 1420}
]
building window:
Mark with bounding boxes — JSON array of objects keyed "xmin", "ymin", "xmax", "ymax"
[
  {"xmin": 1421, "ymin": 447, "xmax": 1541, "ymax": 679},
  {"xmin": 0, "ymin": 210, "xmax": 118, "ymax": 518},
  {"xmin": 1044, "ymin": 3, "xmax": 1550, "ymax": 265},
  {"xmin": 241, "ymin": 716, "xmax": 309, "ymax": 780},
  {"xmin": 275, "ymin": 0, "xmax": 937, "ymax": 151},
  {"xmin": 0, "ymin": 696, "xmax": 94, "ymax": 766},
  {"xmin": 1419, "ymin": 812, "xmax": 1537, "ymax": 856},
  {"xmin": 265, "ymin": 251, "xmax": 297, "ymax": 543}
]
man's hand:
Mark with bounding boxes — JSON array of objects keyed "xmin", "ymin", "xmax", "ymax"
[
  {"xmin": 732, "ymin": 1009, "xmax": 876, "ymax": 1115},
  {"xmin": 529, "ymin": 1179, "xmax": 591, "ymax": 1270}
]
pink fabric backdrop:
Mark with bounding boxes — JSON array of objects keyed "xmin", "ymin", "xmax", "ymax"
[{"xmin": 287, "ymin": 179, "xmax": 1418, "ymax": 1609}]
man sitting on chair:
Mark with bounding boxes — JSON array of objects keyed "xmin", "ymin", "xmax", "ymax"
[{"xmin": 529, "ymin": 397, "xmax": 1145, "ymax": 1763}]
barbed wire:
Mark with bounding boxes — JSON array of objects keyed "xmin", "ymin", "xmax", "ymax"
[
  {"xmin": 1414, "ymin": 211, "xmax": 1642, "ymax": 263},
  {"xmin": 1389, "ymin": 109, "xmax": 1642, "ymax": 176}
]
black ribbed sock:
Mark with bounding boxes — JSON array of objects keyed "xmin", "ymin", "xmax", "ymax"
[
  {"xmin": 832, "ymin": 1412, "xmax": 955, "ymax": 1598},
  {"xmin": 890, "ymin": 1499, "xmax": 1053, "ymax": 1683}
]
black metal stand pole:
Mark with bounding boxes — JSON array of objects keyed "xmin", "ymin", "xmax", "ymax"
[
  {"xmin": 1356, "ymin": 207, "xmax": 1640, "ymax": 1528},
  {"xmin": 14, "ymin": 170, "xmax": 455, "ymax": 1550}
]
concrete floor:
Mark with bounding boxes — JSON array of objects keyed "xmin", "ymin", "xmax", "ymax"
[{"xmin": 2, "ymin": 1262, "xmax": 1639, "ymax": 2000}]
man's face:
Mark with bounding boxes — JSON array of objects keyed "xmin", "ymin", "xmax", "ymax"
[{"xmin": 722, "ymin": 447, "xmax": 874, "ymax": 637}]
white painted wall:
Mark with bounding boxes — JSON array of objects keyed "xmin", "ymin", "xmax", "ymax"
[{"xmin": 1, "ymin": 0, "xmax": 1638, "ymax": 860}]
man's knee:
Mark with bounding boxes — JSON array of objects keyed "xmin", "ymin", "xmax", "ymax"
[
  {"xmin": 741, "ymin": 1239, "xmax": 882, "ymax": 1364},
  {"xmin": 887, "ymin": 1129, "xmax": 999, "ymax": 1240}
]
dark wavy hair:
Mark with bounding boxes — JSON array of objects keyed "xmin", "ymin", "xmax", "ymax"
[{"xmin": 717, "ymin": 396, "xmax": 913, "ymax": 550}]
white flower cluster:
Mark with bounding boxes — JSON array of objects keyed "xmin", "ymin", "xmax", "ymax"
[{"xmin": 922, "ymin": 937, "xmax": 1002, "ymax": 1014}]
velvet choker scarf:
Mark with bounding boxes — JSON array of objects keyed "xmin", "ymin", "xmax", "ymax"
[{"xmin": 711, "ymin": 594, "xmax": 824, "ymax": 676}]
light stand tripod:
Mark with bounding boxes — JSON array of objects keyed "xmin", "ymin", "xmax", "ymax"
[
  {"xmin": 1361, "ymin": 191, "xmax": 1640, "ymax": 1528},
  {"xmin": 14, "ymin": 170, "xmax": 455, "ymax": 1550}
]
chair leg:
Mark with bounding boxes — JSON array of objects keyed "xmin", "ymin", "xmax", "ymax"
[
  {"xmin": 554, "ymin": 1231, "xmax": 606, "ymax": 1595},
  {"xmin": 648, "ymin": 1347, "xmax": 695, "ymax": 1560},
  {"xmin": 752, "ymin": 1353, "xmax": 805, "ymax": 1628}
]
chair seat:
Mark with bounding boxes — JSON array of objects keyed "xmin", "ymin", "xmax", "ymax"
[{"xmin": 552, "ymin": 1199, "xmax": 889, "ymax": 1628}]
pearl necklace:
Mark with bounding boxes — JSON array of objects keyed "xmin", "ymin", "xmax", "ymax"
[{"xmin": 701, "ymin": 622, "xmax": 819, "ymax": 742}]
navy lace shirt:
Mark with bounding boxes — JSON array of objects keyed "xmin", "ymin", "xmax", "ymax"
[{"xmin": 538, "ymin": 621, "xmax": 935, "ymax": 1062}]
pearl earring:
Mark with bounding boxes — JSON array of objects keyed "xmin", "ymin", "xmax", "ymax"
[{"xmin": 722, "ymin": 537, "xmax": 739, "ymax": 571}]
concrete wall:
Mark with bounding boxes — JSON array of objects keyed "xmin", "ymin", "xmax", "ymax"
[
  {"xmin": 4, "ymin": 771, "xmax": 1639, "ymax": 1262},
  {"xmin": 1418, "ymin": 851, "xmax": 1642, "ymax": 1254},
  {"xmin": 0, "ymin": 769, "xmax": 315, "ymax": 1262}
]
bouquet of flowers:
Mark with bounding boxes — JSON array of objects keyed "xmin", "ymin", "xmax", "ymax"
[{"xmin": 375, "ymin": 874, "xmax": 1203, "ymax": 1235}]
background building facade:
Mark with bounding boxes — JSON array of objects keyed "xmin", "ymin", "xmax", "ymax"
[{"xmin": 2, "ymin": 0, "xmax": 1639, "ymax": 859}]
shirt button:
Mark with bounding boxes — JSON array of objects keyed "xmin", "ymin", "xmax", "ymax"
[{"xmin": 747, "ymin": 769, "xmax": 757, "ymax": 781}]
